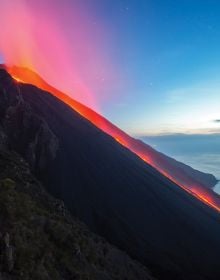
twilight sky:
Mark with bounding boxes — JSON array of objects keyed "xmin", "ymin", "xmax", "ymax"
[{"xmin": 1, "ymin": 0, "xmax": 220, "ymax": 135}]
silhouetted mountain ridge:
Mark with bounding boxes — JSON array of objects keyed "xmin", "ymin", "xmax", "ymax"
[
  {"xmin": 1, "ymin": 68, "xmax": 220, "ymax": 280},
  {"xmin": 4, "ymin": 65, "xmax": 218, "ymax": 191}
]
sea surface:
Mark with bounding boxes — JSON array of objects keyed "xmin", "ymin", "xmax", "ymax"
[{"xmin": 141, "ymin": 134, "xmax": 220, "ymax": 194}]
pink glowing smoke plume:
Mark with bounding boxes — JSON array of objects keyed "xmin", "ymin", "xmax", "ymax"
[{"xmin": 0, "ymin": 0, "xmax": 120, "ymax": 110}]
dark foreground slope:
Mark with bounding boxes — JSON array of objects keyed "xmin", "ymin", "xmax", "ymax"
[
  {"xmin": 1, "ymin": 69, "xmax": 220, "ymax": 280},
  {"xmin": 0, "ymin": 150, "xmax": 154, "ymax": 280}
]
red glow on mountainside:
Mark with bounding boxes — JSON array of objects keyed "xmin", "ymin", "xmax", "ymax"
[{"xmin": 7, "ymin": 65, "xmax": 220, "ymax": 213}]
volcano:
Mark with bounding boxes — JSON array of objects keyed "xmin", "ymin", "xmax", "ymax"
[
  {"xmin": 1, "ymin": 67, "xmax": 220, "ymax": 280},
  {"xmin": 6, "ymin": 66, "xmax": 218, "ymax": 191}
]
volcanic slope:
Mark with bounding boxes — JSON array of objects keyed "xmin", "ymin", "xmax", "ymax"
[
  {"xmin": 0, "ymin": 68, "xmax": 220, "ymax": 280},
  {"xmin": 7, "ymin": 66, "xmax": 218, "ymax": 191}
]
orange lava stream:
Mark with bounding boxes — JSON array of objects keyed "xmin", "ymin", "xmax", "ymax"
[
  {"xmin": 140, "ymin": 156, "xmax": 220, "ymax": 212},
  {"xmin": 12, "ymin": 76, "xmax": 24, "ymax": 83},
  {"xmin": 6, "ymin": 65, "xmax": 220, "ymax": 214}
]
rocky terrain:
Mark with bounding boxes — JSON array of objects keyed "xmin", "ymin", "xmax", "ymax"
[{"xmin": 0, "ymin": 150, "xmax": 154, "ymax": 280}]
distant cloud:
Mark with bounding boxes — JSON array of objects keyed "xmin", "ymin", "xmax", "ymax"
[
  {"xmin": 213, "ymin": 119, "xmax": 220, "ymax": 123},
  {"xmin": 136, "ymin": 128, "xmax": 220, "ymax": 137}
]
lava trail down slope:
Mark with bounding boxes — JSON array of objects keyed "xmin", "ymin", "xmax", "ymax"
[{"xmin": 6, "ymin": 66, "xmax": 219, "ymax": 211}]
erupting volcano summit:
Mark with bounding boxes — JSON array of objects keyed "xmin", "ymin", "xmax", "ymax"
[{"xmin": 4, "ymin": 65, "xmax": 220, "ymax": 213}]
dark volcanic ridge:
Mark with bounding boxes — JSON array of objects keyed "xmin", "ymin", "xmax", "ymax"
[
  {"xmin": 0, "ymin": 68, "xmax": 220, "ymax": 280},
  {"xmin": 4, "ymin": 65, "xmax": 219, "ymax": 192}
]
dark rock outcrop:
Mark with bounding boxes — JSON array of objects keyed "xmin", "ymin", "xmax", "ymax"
[
  {"xmin": 0, "ymin": 69, "xmax": 58, "ymax": 173},
  {"xmin": 0, "ymin": 232, "xmax": 15, "ymax": 273}
]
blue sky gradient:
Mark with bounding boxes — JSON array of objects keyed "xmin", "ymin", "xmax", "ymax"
[
  {"xmin": 1, "ymin": 0, "xmax": 220, "ymax": 135},
  {"xmin": 91, "ymin": 0, "xmax": 220, "ymax": 135}
]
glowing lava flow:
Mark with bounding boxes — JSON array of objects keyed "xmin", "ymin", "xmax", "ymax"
[
  {"xmin": 12, "ymin": 76, "xmax": 24, "ymax": 83},
  {"xmin": 6, "ymin": 65, "xmax": 220, "ymax": 213}
]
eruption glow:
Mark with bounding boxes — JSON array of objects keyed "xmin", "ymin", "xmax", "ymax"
[
  {"xmin": 0, "ymin": 0, "xmax": 119, "ymax": 111},
  {"xmin": 7, "ymin": 65, "xmax": 220, "ymax": 214}
]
